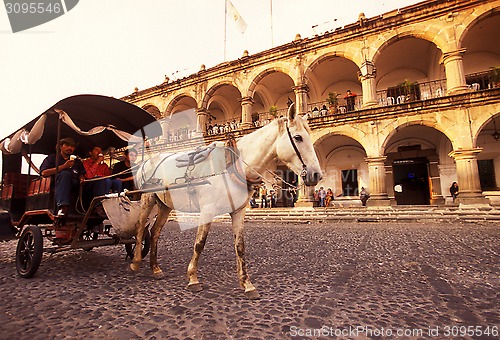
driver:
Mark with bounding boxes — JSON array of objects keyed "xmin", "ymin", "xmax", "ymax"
[{"xmin": 40, "ymin": 137, "xmax": 86, "ymax": 217}]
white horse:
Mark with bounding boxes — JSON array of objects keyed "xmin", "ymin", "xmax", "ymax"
[{"xmin": 130, "ymin": 104, "xmax": 322, "ymax": 298}]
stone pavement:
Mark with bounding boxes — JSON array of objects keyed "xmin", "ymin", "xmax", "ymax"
[{"xmin": 0, "ymin": 220, "xmax": 498, "ymax": 339}]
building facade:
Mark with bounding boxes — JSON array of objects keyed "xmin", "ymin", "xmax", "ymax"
[{"xmin": 124, "ymin": 0, "xmax": 500, "ymax": 207}]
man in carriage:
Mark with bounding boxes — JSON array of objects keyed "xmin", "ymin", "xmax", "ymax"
[{"xmin": 40, "ymin": 137, "xmax": 86, "ymax": 218}]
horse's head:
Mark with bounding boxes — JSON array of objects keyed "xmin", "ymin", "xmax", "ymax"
[{"xmin": 275, "ymin": 104, "xmax": 322, "ymax": 186}]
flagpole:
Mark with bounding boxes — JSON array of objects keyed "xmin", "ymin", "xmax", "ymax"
[
  {"xmin": 224, "ymin": 0, "xmax": 227, "ymax": 61},
  {"xmin": 270, "ymin": 0, "xmax": 274, "ymax": 48}
]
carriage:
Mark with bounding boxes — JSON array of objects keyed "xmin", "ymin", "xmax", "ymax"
[
  {"xmin": 1, "ymin": 95, "xmax": 323, "ymax": 298},
  {"xmin": 0, "ymin": 94, "xmax": 163, "ymax": 278}
]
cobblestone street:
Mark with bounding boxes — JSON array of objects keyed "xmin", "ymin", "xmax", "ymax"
[{"xmin": 0, "ymin": 220, "xmax": 498, "ymax": 339}]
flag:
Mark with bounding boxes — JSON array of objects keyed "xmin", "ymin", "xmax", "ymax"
[{"xmin": 226, "ymin": 0, "xmax": 247, "ymax": 34}]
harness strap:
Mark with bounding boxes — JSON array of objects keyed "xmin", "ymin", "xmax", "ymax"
[
  {"xmin": 225, "ymin": 137, "xmax": 262, "ymax": 188},
  {"xmin": 285, "ymin": 122, "xmax": 307, "ymax": 178},
  {"xmin": 141, "ymin": 153, "xmax": 177, "ymax": 186}
]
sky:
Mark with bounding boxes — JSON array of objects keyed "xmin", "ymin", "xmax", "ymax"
[{"xmin": 0, "ymin": 0, "xmax": 422, "ymax": 142}]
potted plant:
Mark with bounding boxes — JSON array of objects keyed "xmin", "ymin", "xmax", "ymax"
[
  {"xmin": 489, "ymin": 67, "xmax": 500, "ymax": 88},
  {"xmin": 399, "ymin": 80, "xmax": 420, "ymax": 101},
  {"xmin": 326, "ymin": 92, "xmax": 339, "ymax": 114},
  {"xmin": 268, "ymin": 105, "xmax": 278, "ymax": 118}
]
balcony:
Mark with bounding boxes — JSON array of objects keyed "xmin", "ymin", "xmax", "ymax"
[{"xmin": 168, "ymin": 71, "xmax": 500, "ymax": 148}]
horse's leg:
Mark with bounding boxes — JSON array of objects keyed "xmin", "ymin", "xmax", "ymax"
[
  {"xmin": 230, "ymin": 208, "xmax": 259, "ymax": 299},
  {"xmin": 149, "ymin": 199, "xmax": 171, "ymax": 279},
  {"xmin": 186, "ymin": 222, "xmax": 212, "ymax": 292},
  {"xmin": 130, "ymin": 193, "xmax": 156, "ymax": 272}
]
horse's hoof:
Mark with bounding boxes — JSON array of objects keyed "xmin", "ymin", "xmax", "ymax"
[
  {"xmin": 153, "ymin": 271, "xmax": 164, "ymax": 279},
  {"xmin": 245, "ymin": 289, "xmax": 260, "ymax": 300},
  {"xmin": 186, "ymin": 283, "xmax": 203, "ymax": 292},
  {"xmin": 130, "ymin": 263, "xmax": 140, "ymax": 272}
]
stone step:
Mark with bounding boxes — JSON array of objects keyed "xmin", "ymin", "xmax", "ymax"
[{"xmin": 169, "ymin": 207, "xmax": 500, "ymax": 223}]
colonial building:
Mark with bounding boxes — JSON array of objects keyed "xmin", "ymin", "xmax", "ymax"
[{"xmin": 123, "ymin": 0, "xmax": 500, "ymax": 207}]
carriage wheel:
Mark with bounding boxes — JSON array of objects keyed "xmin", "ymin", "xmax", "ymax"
[
  {"xmin": 16, "ymin": 226, "xmax": 43, "ymax": 278},
  {"xmin": 81, "ymin": 229, "xmax": 98, "ymax": 251},
  {"xmin": 125, "ymin": 229, "xmax": 151, "ymax": 259}
]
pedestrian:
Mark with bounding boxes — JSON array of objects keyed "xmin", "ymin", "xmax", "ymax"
[
  {"xmin": 269, "ymin": 189, "xmax": 277, "ymax": 208},
  {"xmin": 344, "ymin": 89, "xmax": 357, "ymax": 112},
  {"xmin": 260, "ymin": 185, "xmax": 268, "ymax": 208},
  {"xmin": 450, "ymin": 182, "xmax": 459, "ymax": 203},
  {"xmin": 313, "ymin": 189, "xmax": 320, "ymax": 207},
  {"xmin": 360, "ymin": 187, "xmax": 370, "ymax": 206},
  {"xmin": 40, "ymin": 137, "xmax": 86, "ymax": 217},
  {"xmin": 249, "ymin": 196, "xmax": 258, "ymax": 208},
  {"xmin": 287, "ymin": 183, "xmax": 297, "ymax": 207},
  {"xmin": 318, "ymin": 186, "xmax": 326, "ymax": 207},
  {"xmin": 325, "ymin": 188, "xmax": 334, "ymax": 207},
  {"xmin": 291, "ymin": 180, "xmax": 298, "ymax": 205}
]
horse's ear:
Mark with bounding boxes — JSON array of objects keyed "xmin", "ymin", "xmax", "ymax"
[
  {"xmin": 287, "ymin": 102, "xmax": 296, "ymax": 120},
  {"xmin": 277, "ymin": 117, "xmax": 287, "ymax": 132}
]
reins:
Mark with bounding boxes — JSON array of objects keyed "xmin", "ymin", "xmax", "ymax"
[{"xmin": 285, "ymin": 121, "xmax": 308, "ymax": 180}]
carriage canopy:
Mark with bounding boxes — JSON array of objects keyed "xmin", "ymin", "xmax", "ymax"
[{"xmin": 0, "ymin": 94, "xmax": 162, "ymax": 174}]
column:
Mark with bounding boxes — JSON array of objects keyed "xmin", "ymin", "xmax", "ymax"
[
  {"xmin": 195, "ymin": 108, "xmax": 208, "ymax": 135},
  {"xmin": 358, "ymin": 61, "xmax": 378, "ymax": 108},
  {"xmin": 240, "ymin": 96, "xmax": 254, "ymax": 129},
  {"xmin": 385, "ymin": 164, "xmax": 395, "ymax": 204},
  {"xmin": 159, "ymin": 119, "xmax": 170, "ymax": 143},
  {"xmin": 429, "ymin": 158, "xmax": 445, "ymax": 205},
  {"xmin": 365, "ymin": 156, "xmax": 391, "ymax": 206},
  {"xmin": 448, "ymin": 148, "xmax": 490, "ymax": 205},
  {"xmin": 441, "ymin": 48, "xmax": 469, "ymax": 94},
  {"xmin": 295, "ymin": 176, "xmax": 315, "ymax": 207},
  {"xmin": 292, "ymin": 84, "xmax": 309, "ymax": 116}
]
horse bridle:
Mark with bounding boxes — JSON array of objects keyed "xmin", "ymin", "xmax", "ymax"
[{"xmin": 285, "ymin": 121, "xmax": 308, "ymax": 180}]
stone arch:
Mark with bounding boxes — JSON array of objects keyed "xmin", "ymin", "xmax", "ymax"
[
  {"xmin": 304, "ymin": 51, "xmax": 359, "ymax": 82},
  {"xmin": 247, "ymin": 67, "xmax": 295, "ymax": 99},
  {"xmin": 381, "ymin": 120, "xmax": 454, "ymax": 152},
  {"xmin": 202, "ymin": 80, "xmax": 241, "ymax": 109},
  {"xmin": 372, "ymin": 26, "xmax": 448, "ymax": 62},
  {"xmin": 207, "ymin": 94, "xmax": 234, "ymax": 121},
  {"xmin": 473, "ymin": 112, "xmax": 500, "ymax": 147},
  {"xmin": 325, "ymin": 144, "xmax": 366, "ymax": 163},
  {"xmin": 456, "ymin": 5, "xmax": 500, "ymax": 48},
  {"xmin": 313, "ymin": 127, "xmax": 368, "ymax": 153},
  {"xmin": 313, "ymin": 131, "xmax": 368, "ymax": 197},
  {"xmin": 164, "ymin": 94, "xmax": 197, "ymax": 116},
  {"xmin": 385, "ymin": 137, "xmax": 437, "ymax": 154},
  {"xmin": 457, "ymin": 5, "xmax": 500, "ymax": 75},
  {"xmin": 141, "ymin": 104, "xmax": 162, "ymax": 119},
  {"xmin": 304, "ymin": 51, "xmax": 361, "ymax": 101}
]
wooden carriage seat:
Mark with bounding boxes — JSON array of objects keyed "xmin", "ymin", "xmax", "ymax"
[
  {"xmin": 3, "ymin": 173, "xmax": 29, "ymax": 199},
  {"xmin": 26, "ymin": 176, "xmax": 53, "ymax": 211},
  {"xmin": 0, "ymin": 184, "xmax": 13, "ymax": 208},
  {"xmin": 2, "ymin": 173, "xmax": 30, "ymax": 219}
]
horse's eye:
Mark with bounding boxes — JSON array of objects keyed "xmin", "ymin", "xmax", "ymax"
[{"xmin": 293, "ymin": 135, "xmax": 303, "ymax": 142}]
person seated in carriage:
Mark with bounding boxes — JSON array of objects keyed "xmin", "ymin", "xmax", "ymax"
[
  {"xmin": 112, "ymin": 148, "xmax": 137, "ymax": 192},
  {"xmin": 82, "ymin": 145, "xmax": 122, "ymax": 217},
  {"xmin": 39, "ymin": 137, "xmax": 86, "ymax": 217}
]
